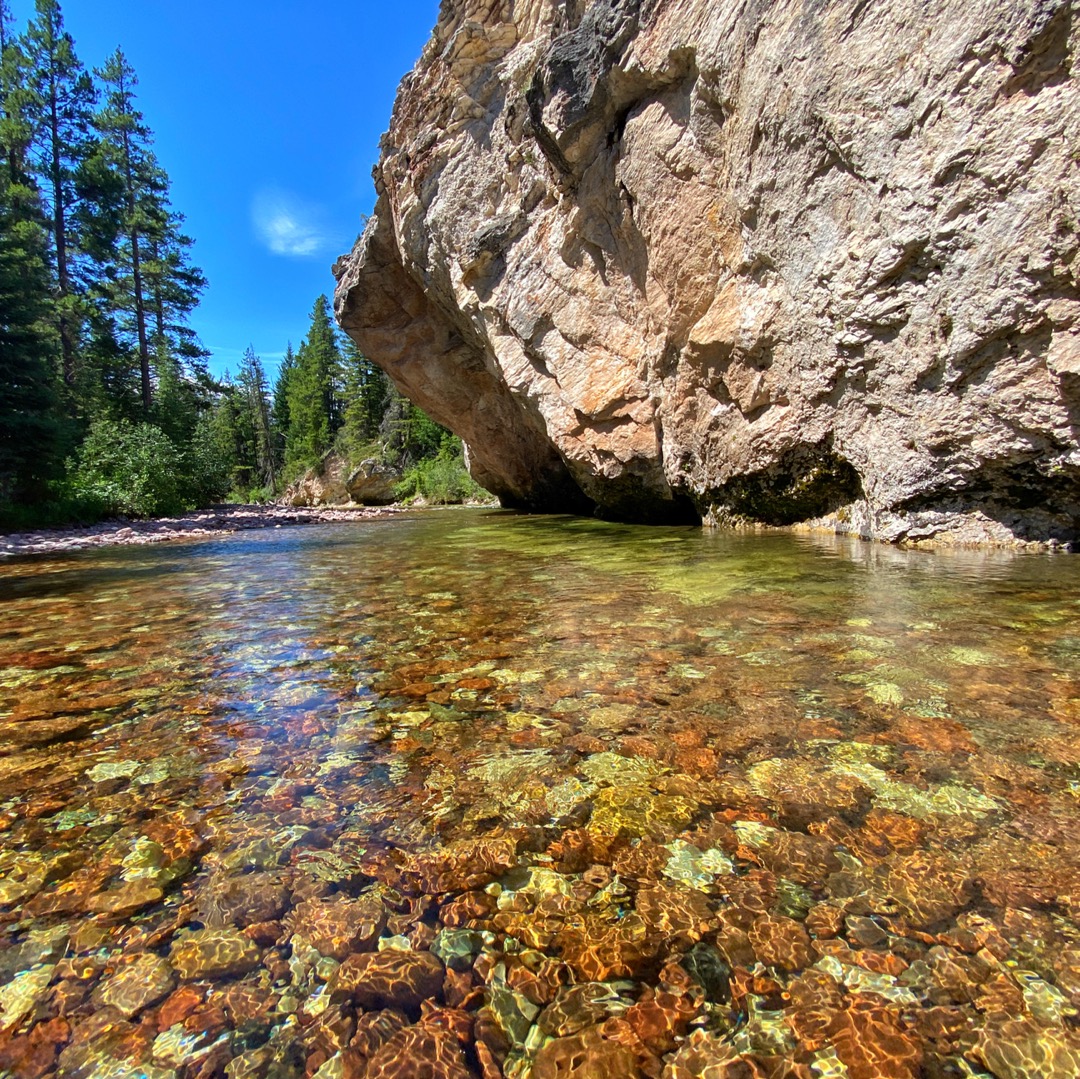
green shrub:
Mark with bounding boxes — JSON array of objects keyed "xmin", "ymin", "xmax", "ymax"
[
  {"xmin": 180, "ymin": 413, "xmax": 232, "ymax": 507},
  {"xmin": 70, "ymin": 418, "xmax": 187, "ymax": 517},
  {"xmin": 395, "ymin": 446, "xmax": 490, "ymax": 505},
  {"xmin": 223, "ymin": 481, "xmax": 276, "ymax": 504}
]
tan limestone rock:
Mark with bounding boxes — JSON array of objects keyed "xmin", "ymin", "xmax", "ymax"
[{"xmin": 335, "ymin": 0, "xmax": 1080, "ymax": 544}]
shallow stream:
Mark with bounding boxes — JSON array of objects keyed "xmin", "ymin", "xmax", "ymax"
[{"xmin": 1, "ymin": 510, "xmax": 1079, "ymax": 1077}]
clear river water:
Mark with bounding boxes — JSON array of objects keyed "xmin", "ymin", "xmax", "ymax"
[{"xmin": 0, "ymin": 509, "xmax": 1078, "ymax": 1078}]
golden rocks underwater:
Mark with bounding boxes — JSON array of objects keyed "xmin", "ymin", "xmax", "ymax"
[{"xmin": 0, "ymin": 511, "xmax": 1079, "ymax": 1078}]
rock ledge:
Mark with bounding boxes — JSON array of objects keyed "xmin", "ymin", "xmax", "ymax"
[{"xmin": 335, "ymin": 0, "xmax": 1079, "ymax": 545}]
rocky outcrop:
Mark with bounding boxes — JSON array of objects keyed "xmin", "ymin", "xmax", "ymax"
[
  {"xmin": 283, "ymin": 455, "xmax": 404, "ymax": 506},
  {"xmin": 281, "ymin": 453, "xmax": 351, "ymax": 507},
  {"xmin": 345, "ymin": 459, "xmax": 402, "ymax": 505},
  {"xmin": 334, "ymin": 0, "xmax": 1080, "ymax": 544}
]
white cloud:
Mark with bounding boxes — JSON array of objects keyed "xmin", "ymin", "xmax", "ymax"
[{"xmin": 252, "ymin": 188, "xmax": 326, "ymax": 257}]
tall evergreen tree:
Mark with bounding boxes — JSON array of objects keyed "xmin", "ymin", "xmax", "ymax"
[
  {"xmin": 271, "ymin": 340, "xmax": 295, "ymax": 464},
  {"xmin": 237, "ymin": 346, "xmax": 276, "ymax": 490},
  {"xmin": 0, "ymin": 176, "xmax": 59, "ymax": 503},
  {"xmin": 81, "ymin": 49, "xmax": 154, "ymax": 409},
  {"xmin": 286, "ymin": 296, "xmax": 341, "ymax": 469},
  {"xmin": 206, "ymin": 372, "xmax": 248, "ymax": 492},
  {"xmin": 22, "ymin": 0, "xmax": 94, "ymax": 387},
  {"xmin": 0, "ymin": 0, "xmax": 60, "ymax": 504},
  {"xmin": 1, "ymin": 2, "xmax": 32, "ymax": 187},
  {"xmin": 339, "ymin": 336, "xmax": 387, "ymax": 459},
  {"xmin": 152, "ymin": 342, "xmax": 197, "ymax": 446},
  {"xmin": 76, "ymin": 52, "xmax": 206, "ymax": 417},
  {"xmin": 0, "ymin": 3, "xmax": 216, "ymax": 521},
  {"xmin": 144, "ymin": 200, "xmax": 207, "ymax": 367}
]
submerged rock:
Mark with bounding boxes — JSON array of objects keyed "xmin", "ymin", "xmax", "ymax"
[
  {"xmin": 533, "ymin": 1026, "xmax": 638, "ymax": 1078},
  {"xmin": 330, "ymin": 950, "xmax": 445, "ymax": 1012},
  {"xmin": 287, "ymin": 893, "xmax": 386, "ymax": 960},
  {"xmin": 198, "ymin": 872, "xmax": 289, "ymax": 928},
  {"xmin": 169, "ymin": 929, "xmax": 261, "ymax": 981},
  {"xmin": 92, "ymin": 954, "xmax": 175, "ymax": 1018}
]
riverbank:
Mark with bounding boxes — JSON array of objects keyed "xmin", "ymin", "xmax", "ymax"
[{"xmin": 0, "ymin": 503, "xmax": 406, "ymax": 557}]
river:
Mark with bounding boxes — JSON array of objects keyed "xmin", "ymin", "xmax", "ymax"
[{"xmin": 1, "ymin": 509, "xmax": 1078, "ymax": 1077}]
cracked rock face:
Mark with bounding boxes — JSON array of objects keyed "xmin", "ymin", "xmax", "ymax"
[{"xmin": 334, "ymin": 0, "xmax": 1080, "ymax": 543}]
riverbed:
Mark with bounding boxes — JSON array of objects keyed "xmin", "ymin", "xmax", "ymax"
[{"xmin": 1, "ymin": 509, "xmax": 1078, "ymax": 1077}]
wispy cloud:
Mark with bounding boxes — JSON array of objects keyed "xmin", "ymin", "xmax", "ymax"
[{"xmin": 252, "ymin": 188, "xmax": 327, "ymax": 257}]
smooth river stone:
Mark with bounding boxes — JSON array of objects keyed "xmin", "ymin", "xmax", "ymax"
[
  {"xmin": 364, "ymin": 1024, "xmax": 472, "ymax": 1079},
  {"xmin": 88, "ymin": 879, "xmax": 164, "ymax": 916},
  {"xmin": 93, "ymin": 953, "xmax": 175, "ymax": 1017},
  {"xmin": 330, "ymin": 950, "xmax": 444, "ymax": 1011},
  {"xmin": 169, "ymin": 928, "xmax": 260, "ymax": 980},
  {"xmin": 289, "ymin": 893, "xmax": 386, "ymax": 960},
  {"xmin": 197, "ymin": 871, "xmax": 289, "ymax": 928},
  {"xmin": 533, "ymin": 1027, "xmax": 638, "ymax": 1079}
]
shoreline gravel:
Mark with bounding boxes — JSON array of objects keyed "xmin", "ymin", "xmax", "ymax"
[{"xmin": 0, "ymin": 503, "xmax": 406, "ymax": 557}]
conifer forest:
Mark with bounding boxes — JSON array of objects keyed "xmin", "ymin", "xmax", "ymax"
[{"xmin": 0, "ymin": 0, "xmax": 478, "ymax": 528}]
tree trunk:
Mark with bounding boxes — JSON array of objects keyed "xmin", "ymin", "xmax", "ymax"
[
  {"xmin": 121, "ymin": 123, "xmax": 151, "ymax": 411},
  {"xmin": 48, "ymin": 75, "xmax": 75, "ymax": 386}
]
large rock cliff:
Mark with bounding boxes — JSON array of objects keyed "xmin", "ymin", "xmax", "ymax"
[{"xmin": 334, "ymin": 0, "xmax": 1079, "ymax": 544}]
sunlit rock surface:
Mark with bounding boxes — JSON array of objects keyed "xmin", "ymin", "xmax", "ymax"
[{"xmin": 335, "ymin": 0, "xmax": 1080, "ymax": 542}]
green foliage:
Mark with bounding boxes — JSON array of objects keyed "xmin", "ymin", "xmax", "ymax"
[
  {"xmin": 69, "ymin": 416, "xmax": 185, "ymax": 516},
  {"xmin": 152, "ymin": 346, "xmax": 198, "ymax": 444},
  {"xmin": 21, "ymin": 0, "xmax": 96, "ymax": 385},
  {"xmin": 0, "ymin": 177, "xmax": 61, "ymax": 503},
  {"xmin": 67, "ymin": 414, "xmax": 229, "ymax": 517},
  {"xmin": 379, "ymin": 388, "xmax": 446, "ymax": 466},
  {"xmin": 285, "ymin": 295, "xmax": 341, "ymax": 469},
  {"xmin": 394, "ymin": 437, "xmax": 490, "ymax": 506},
  {"xmin": 204, "ymin": 348, "xmax": 278, "ymax": 498},
  {"xmin": 181, "ymin": 410, "xmax": 231, "ymax": 506},
  {"xmin": 237, "ymin": 346, "xmax": 276, "ymax": 488},
  {"xmin": 81, "ymin": 49, "xmax": 207, "ymax": 410},
  {"xmin": 271, "ymin": 341, "xmax": 295, "ymax": 449},
  {"xmin": 0, "ymin": 6, "xmax": 216, "ymax": 528},
  {"xmin": 0, "ymin": 486, "xmax": 107, "ymax": 530},
  {"xmin": 338, "ymin": 337, "xmax": 388, "ymax": 464}
]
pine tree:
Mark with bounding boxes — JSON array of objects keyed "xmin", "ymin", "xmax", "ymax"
[
  {"xmin": 0, "ymin": 3, "xmax": 214, "ymax": 520},
  {"xmin": 286, "ymin": 296, "xmax": 341, "ymax": 469},
  {"xmin": 79, "ymin": 51, "xmax": 207, "ymax": 413},
  {"xmin": 0, "ymin": 1, "xmax": 60, "ymax": 504},
  {"xmin": 22, "ymin": 0, "xmax": 94, "ymax": 387},
  {"xmin": 271, "ymin": 340, "xmax": 295, "ymax": 466},
  {"xmin": 81, "ymin": 49, "xmax": 155, "ymax": 409},
  {"xmin": 339, "ymin": 336, "xmax": 387, "ymax": 461},
  {"xmin": 145, "ymin": 204, "xmax": 207, "ymax": 367},
  {"xmin": 207, "ymin": 373, "xmax": 249, "ymax": 493},
  {"xmin": 237, "ymin": 346, "xmax": 276, "ymax": 490},
  {"xmin": 1, "ymin": 3, "xmax": 33, "ymax": 187},
  {"xmin": 0, "ymin": 177, "xmax": 60, "ymax": 503},
  {"xmin": 152, "ymin": 341, "xmax": 197, "ymax": 445}
]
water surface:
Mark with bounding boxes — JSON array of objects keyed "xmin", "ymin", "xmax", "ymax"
[{"xmin": 1, "ymin": 511, "xmax": 1078, "ymax": 1077}]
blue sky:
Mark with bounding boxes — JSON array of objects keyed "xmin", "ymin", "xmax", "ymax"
[{"xmin": 7, "ymin": 0, "xmax": 439, "ymax": 379}]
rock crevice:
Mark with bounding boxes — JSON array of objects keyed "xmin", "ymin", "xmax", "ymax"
[{"xmin": 335, "ymin": 0, "xmax": 1080, "ymax": 544}]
